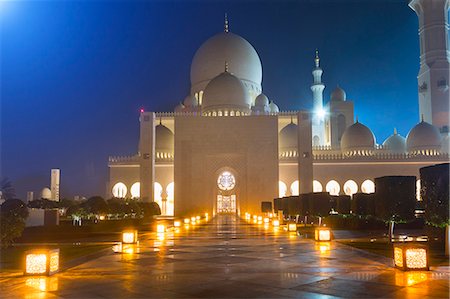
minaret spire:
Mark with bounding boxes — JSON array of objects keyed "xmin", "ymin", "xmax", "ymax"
[
  {"xmin": 315, "ymin": 49, "xmax": 320, "ymax": 68},
  {"xmin": 224, "ymin": 13, "xmax": 229, "ymax": 33},
  {"xmin": 224, "ymin": 61, "xmax": 229, "ymax": 72}
]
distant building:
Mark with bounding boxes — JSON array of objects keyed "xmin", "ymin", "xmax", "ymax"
[
  {"xmin": 26, "ymin": 191, "xmax": 34, "ymax": 203},
  {"xmin": 108, "ymin": 2, "xmax": 449, "ymax": 217},
  {"xmin": 50, "ymin": 169, "xmax": 60, "ymax": 201}
]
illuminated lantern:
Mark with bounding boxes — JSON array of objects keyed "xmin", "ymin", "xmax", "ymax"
[
  {"xmin": 257, "ymin": 216, "xmax": 263, "ymax": 221},
  {"xmin": 191, "ymin": 217, "xmax": 196, "ymax": 222},
  {"xmin": 263, "ymin": 217, "xmax": 270, "ymax": 223},
  {"xmin": 272, "ymin": 220, "xmax": 280, "ymax": 227},
  {"xmin": 393, "ymin": 243, "xmax": 429, "ymax": 271},
  {"xmin": 122, "ymin": 230, "xmax": 138, "ymax": 244},
  {"xmin": 157, "ymin": 224, "xmax": 165, "ymax": 233},
  {"xmin": 196, "ymin": 216, "xmax": 201, "ymax": 220},
  {"xmin": 315, "ymin": 227, "xmax": 331, "ymax": 241},
  {"xmin": 288, "ymin": 223, "xmax": 297, "ymax": 232},
  {"xmin": 184, "ymin": 218, "xmax": 190, "ymax": 224},
  {"xmin": 174, "ymin": 220, "xmax": 181, "ymax": 227},
  {"xmin": 24, "ymin": 249, "xmax": 59, "ymax": 276}
]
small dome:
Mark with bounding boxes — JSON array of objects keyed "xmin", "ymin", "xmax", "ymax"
[
  {"xmin": 41, "ymin": 187, "xmax": 51, "ymax": 199},
  {"xmin": 331, "ymin": 86, "xmax": 346, "ymax": 102},
  {"xmin": 255, "ymin": 93, "xmax": 269, "ymax": 107},
  {"xmin": 341, "ymin": 121, "xmax": 376, "ymax": 155},
  {"xmin": 269, "ymin": 101, "xmax": 279, "ymax": 113},
  {"xmin": 279, "ymin": 122, "xmax": 298, "ymax": 150},
  {"xmin": 202, "ymin": 71, "xmax": 251, "ymax": 114},
  {"xmin": 190, "ymin": 31, "xmax": 262, "ymax": 95},
  {"xmin": 174, "ymin": 102, "xmax": 185, "ymax": 113},
  {"xmin": 155, "ymin": 124, "xmax": 174, "ymax": 152},
  {"xmin": 383, "ymin": 129, "xmax": 406, "ymax": 154},
  {"xmin": 406, "ymin": 121, "xmax": 442, "ymax": 153},
  {"xmin": 183, "ymin": 95, "xmax": 198, "ymax": 107}
]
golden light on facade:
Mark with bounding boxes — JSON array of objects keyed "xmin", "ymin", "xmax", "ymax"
[
  {"xmin": 174, "ymin": 220, "xmax": 181, "ymax": 227},
  {"xmin": 288, "ymin": 223, "xmax": 297, "ymax": 232},
  {"xmin": 24, "ymin": 249, "xmax": 59, "ymax": 276},
  {"xmin": 272, "ymin": 220, "xmax": 280, "ymax": 227},
  {"xmin": 157, "ymin": 224, "xmax": 165, "ymax": 233},
  {"xmin": 394, "ymin": 243, "xmax": 429, "ymax": 271},
  {"xmin": 184, "ymin": 218, "xmax": 190, "ymax": 224},
  {"xmin": 315, "ymin": 227, "xmax": 331, "ymax": 241},
  {"xmin": 122, "ymin": 230, "xmax": 138, "ymax": 244}
]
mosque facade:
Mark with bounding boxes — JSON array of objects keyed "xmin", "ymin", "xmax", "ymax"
[{"xmin": 108, "ymin": 0, "xmax": 449, "ymax": 217}]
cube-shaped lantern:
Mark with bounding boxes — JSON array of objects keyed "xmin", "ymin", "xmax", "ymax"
[
  {"xmin": 24, "ymin": 249, "xmax": 59, "ymax": 276},
  {"xmin": 288, "ymin": 223, "xmax": 297, "ymax": 232},
  {"xmin": 272, "ymin": 220, "xmax": 280, "ymax": 227},
  {"xmin": 156, "ymin": 224, "xmax": 165, "ymax": 233},
  {"xmin": 393, "ymin": 243, "xmax": 429, "ymax": 271},
  {"xmin": 174, "ymin": 220, "xmax": 181, "ymax": 227},
  {"xmin": 196, "ymin": 216, "xmax": 201, "ymax": 220},
  {"xmin": 263, "ymin": 217, "xmax": 270, "ymax": 223},
  {"xmin": 122, "ymin": 230, "xmax": 138, "ymax": 244},
  {"xmin": 184, "ymin": 218, "xmax": 190, "ymax": 224},
  {"xmin": 315, "ymin": 227, "xmax": 331, "ymax": 241},
  {"xmin": 191, "ymin": 217, "xmax": 196, "ymax": 222}
]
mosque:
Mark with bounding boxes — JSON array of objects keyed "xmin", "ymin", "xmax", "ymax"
[{"xmin": 108, "ymin": 0, "xmax": 449, "ymax": 217}]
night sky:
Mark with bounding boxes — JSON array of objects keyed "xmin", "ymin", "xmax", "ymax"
[{"xmin": 2, "ymin": 0, "xmax": 428, "ymax": 199}]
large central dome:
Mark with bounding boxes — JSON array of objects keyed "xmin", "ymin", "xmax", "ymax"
[{"xmin": 190, "ymin": 31, "xmax": 262, "ymax": 102}]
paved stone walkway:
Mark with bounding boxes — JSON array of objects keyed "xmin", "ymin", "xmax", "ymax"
[{"xmin": 1, "ymin": 215, "xmax": 449, "ymax": 298}]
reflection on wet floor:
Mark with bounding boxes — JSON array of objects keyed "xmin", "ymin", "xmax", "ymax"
[{"xmin": 1, "ymin": 215, "xmax": 449, "ymax": 298}]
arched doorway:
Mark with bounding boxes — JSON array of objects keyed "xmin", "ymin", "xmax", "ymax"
[{"xmin": 216, "ymin": 171, "xmax": 237, "ymax": 214}]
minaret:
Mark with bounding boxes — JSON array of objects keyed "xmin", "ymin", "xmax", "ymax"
[
  {"xmin": 409, "ymin": 0, "xmax": 449, "ymax": 132},
  {"xmin": 310, "ymin": 49, "xmax": 326, "ymax": 146}
]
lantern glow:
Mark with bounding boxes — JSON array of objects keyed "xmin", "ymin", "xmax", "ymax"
[
  {"xmin": 174, "ymin": 220, "xmax": 181, "ymax": 227},
  {"xmin": 272, "ymin": 220, "xmax": 280, "ymax": 227},
  {"xmin": 393, "ymin": 243, "xmax": 429, "ymax": 271},
  {"xmin": 122, "ymin": 230, "xmax": 138, "ymax": 244},
  {"xmin": 315, "ymin": 227, "xmax": 331, "ymax": 241},
  {"xmin": 157, "ymin": 224, "xmax": 165, "ymax": 233},
  {"xmin": 288, "ymin": 223, "xmax": 297, "ymax": 232},
  {"xmin": 24, "ymin": 249, "xmax": 60, "ymax": 276},
  {"xmin": 184, "ymin": 218, "xmax": 190, "ymax": 224}
]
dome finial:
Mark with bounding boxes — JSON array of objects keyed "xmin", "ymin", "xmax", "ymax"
[
  {"xmin": 224, "ymin": 13, "xmax": 229, "ymax": 33},
  {"xmin": 290, "ymin": 115, "xmax": 294, "ymax": 124},
  {"xmin": 421, "ymin": 114, "xmax": 424, "ymax": 122},
  {"xmin": 224, "ymin": 61, "xmax": 229, "ymax": 72},
  {"xmin": 159, "ymin": 117, "xmax": 162, "ymax": 125},
  {"xmin": 394, "ymin": 127, "xmax": 397, "ymax": 135},
  {"xmin": 315, "ymin": 48, "xmax": 320, "ymax": 68},
  {"xmin": 355, "ymin": 115, "xmax": 359, "ymax": 123}
]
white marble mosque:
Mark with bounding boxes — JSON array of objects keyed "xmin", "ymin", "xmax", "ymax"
[{"xmin": 108, "ymin": 0, "xmax": 449, "ymax": 217}]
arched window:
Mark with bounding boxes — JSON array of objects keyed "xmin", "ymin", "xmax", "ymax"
[
  {"xmin": 313, "ymin": 180, "xmax": 323, "ymax": 193},
  {"xmin": 112, "ymin": 182, "xmax": 127, "ymax": 198},
  {"xmin": 343, "ymin": 180, "xmax": 358, "ymax": 196},
  {"xmin": 130, "ymin": 182, "xmax": 140, "ymax": 198},
  {"xmin": 154, "ymin": 182, "xmax": 163, "ymax": 204},
  {"xmin": 361, "ymin": 179, "xmax": 375, "ymax": 194},
  {"xmin": 290, "ymin": 180, "xmax": 299, "ymax": 196},
  {"xmin": 199, "ymin": 90, "xmax": 204, "ymax": 105},
  {"xmin": 326, "ymin": 180, "xmax": 340, "ymax": 196},
  {"xmin": 279, "ymin": 181, "xmax": 287, "ymax": 198},
  {"xmin": 313, "ymin": 135, "xmax": 320, "ymax": 147}
]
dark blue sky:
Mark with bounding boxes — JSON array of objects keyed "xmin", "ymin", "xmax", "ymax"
[{"xmin": 1, "ymin": 0, "xmax": 428, "ymax": 198}]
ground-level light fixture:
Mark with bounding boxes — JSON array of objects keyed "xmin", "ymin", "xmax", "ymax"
[
  {"xmin": 394, "ymin": 242, "xmax": 429, "ymax": 271},
  {"xmin": 288, "ymin": 223, "xmax": 297, "ymax": 232},
  {"xmin": 157, "ymin": 224, "xmax": 165, "ymax": 233},
  {"xmin": 24, "ymin": 249, "xmax": 60, "ymax": 276},
  {"xmin": 191, "ymin": 217, "xmax": 196, "ymax": 222},
  {"xmin": 315, "ymin": 227, "xmax": 331, "ymax": 241},
  {"xmin": 174, "ymin": 220, "xmax": 181, "ymax": 227},
  {"xmin": 272, "ymin": 220, "xmax": 280, "ymax": 227},
  {"xmin": 122, "ymin": 230, "xmax": 138, "ymax": 244},
  {"xmin": 196, "ymin": 216, "xmax": 201, "ymax": 220},
  {"xmin": 263, "ymin": 217, "xmax": 270, "ymax": 223},
  {"xmin": 184, "ymin": 218, "xmax": 190, "ymax": 224}
]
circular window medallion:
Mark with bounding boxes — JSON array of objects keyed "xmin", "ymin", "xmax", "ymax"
[{"xmin": 217, "ymin": 171, "xmax": 236, "ymax": 191}]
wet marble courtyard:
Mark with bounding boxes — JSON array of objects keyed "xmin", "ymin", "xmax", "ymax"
[{"xmin": 1, "ymin": 215, "xmax": 449, "ymax": 298}]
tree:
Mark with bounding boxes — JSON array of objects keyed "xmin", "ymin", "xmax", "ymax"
[
  {"xmin": 83, "ymin": 196, "xmax": 108, "ymax": 215},
  {"xmin": 0, "ymin": 177, "xmax": 16, "ymax": 201},
  {"xmin": 1, "ymin": 199, "xmax": 28, "ymax": 247}
]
